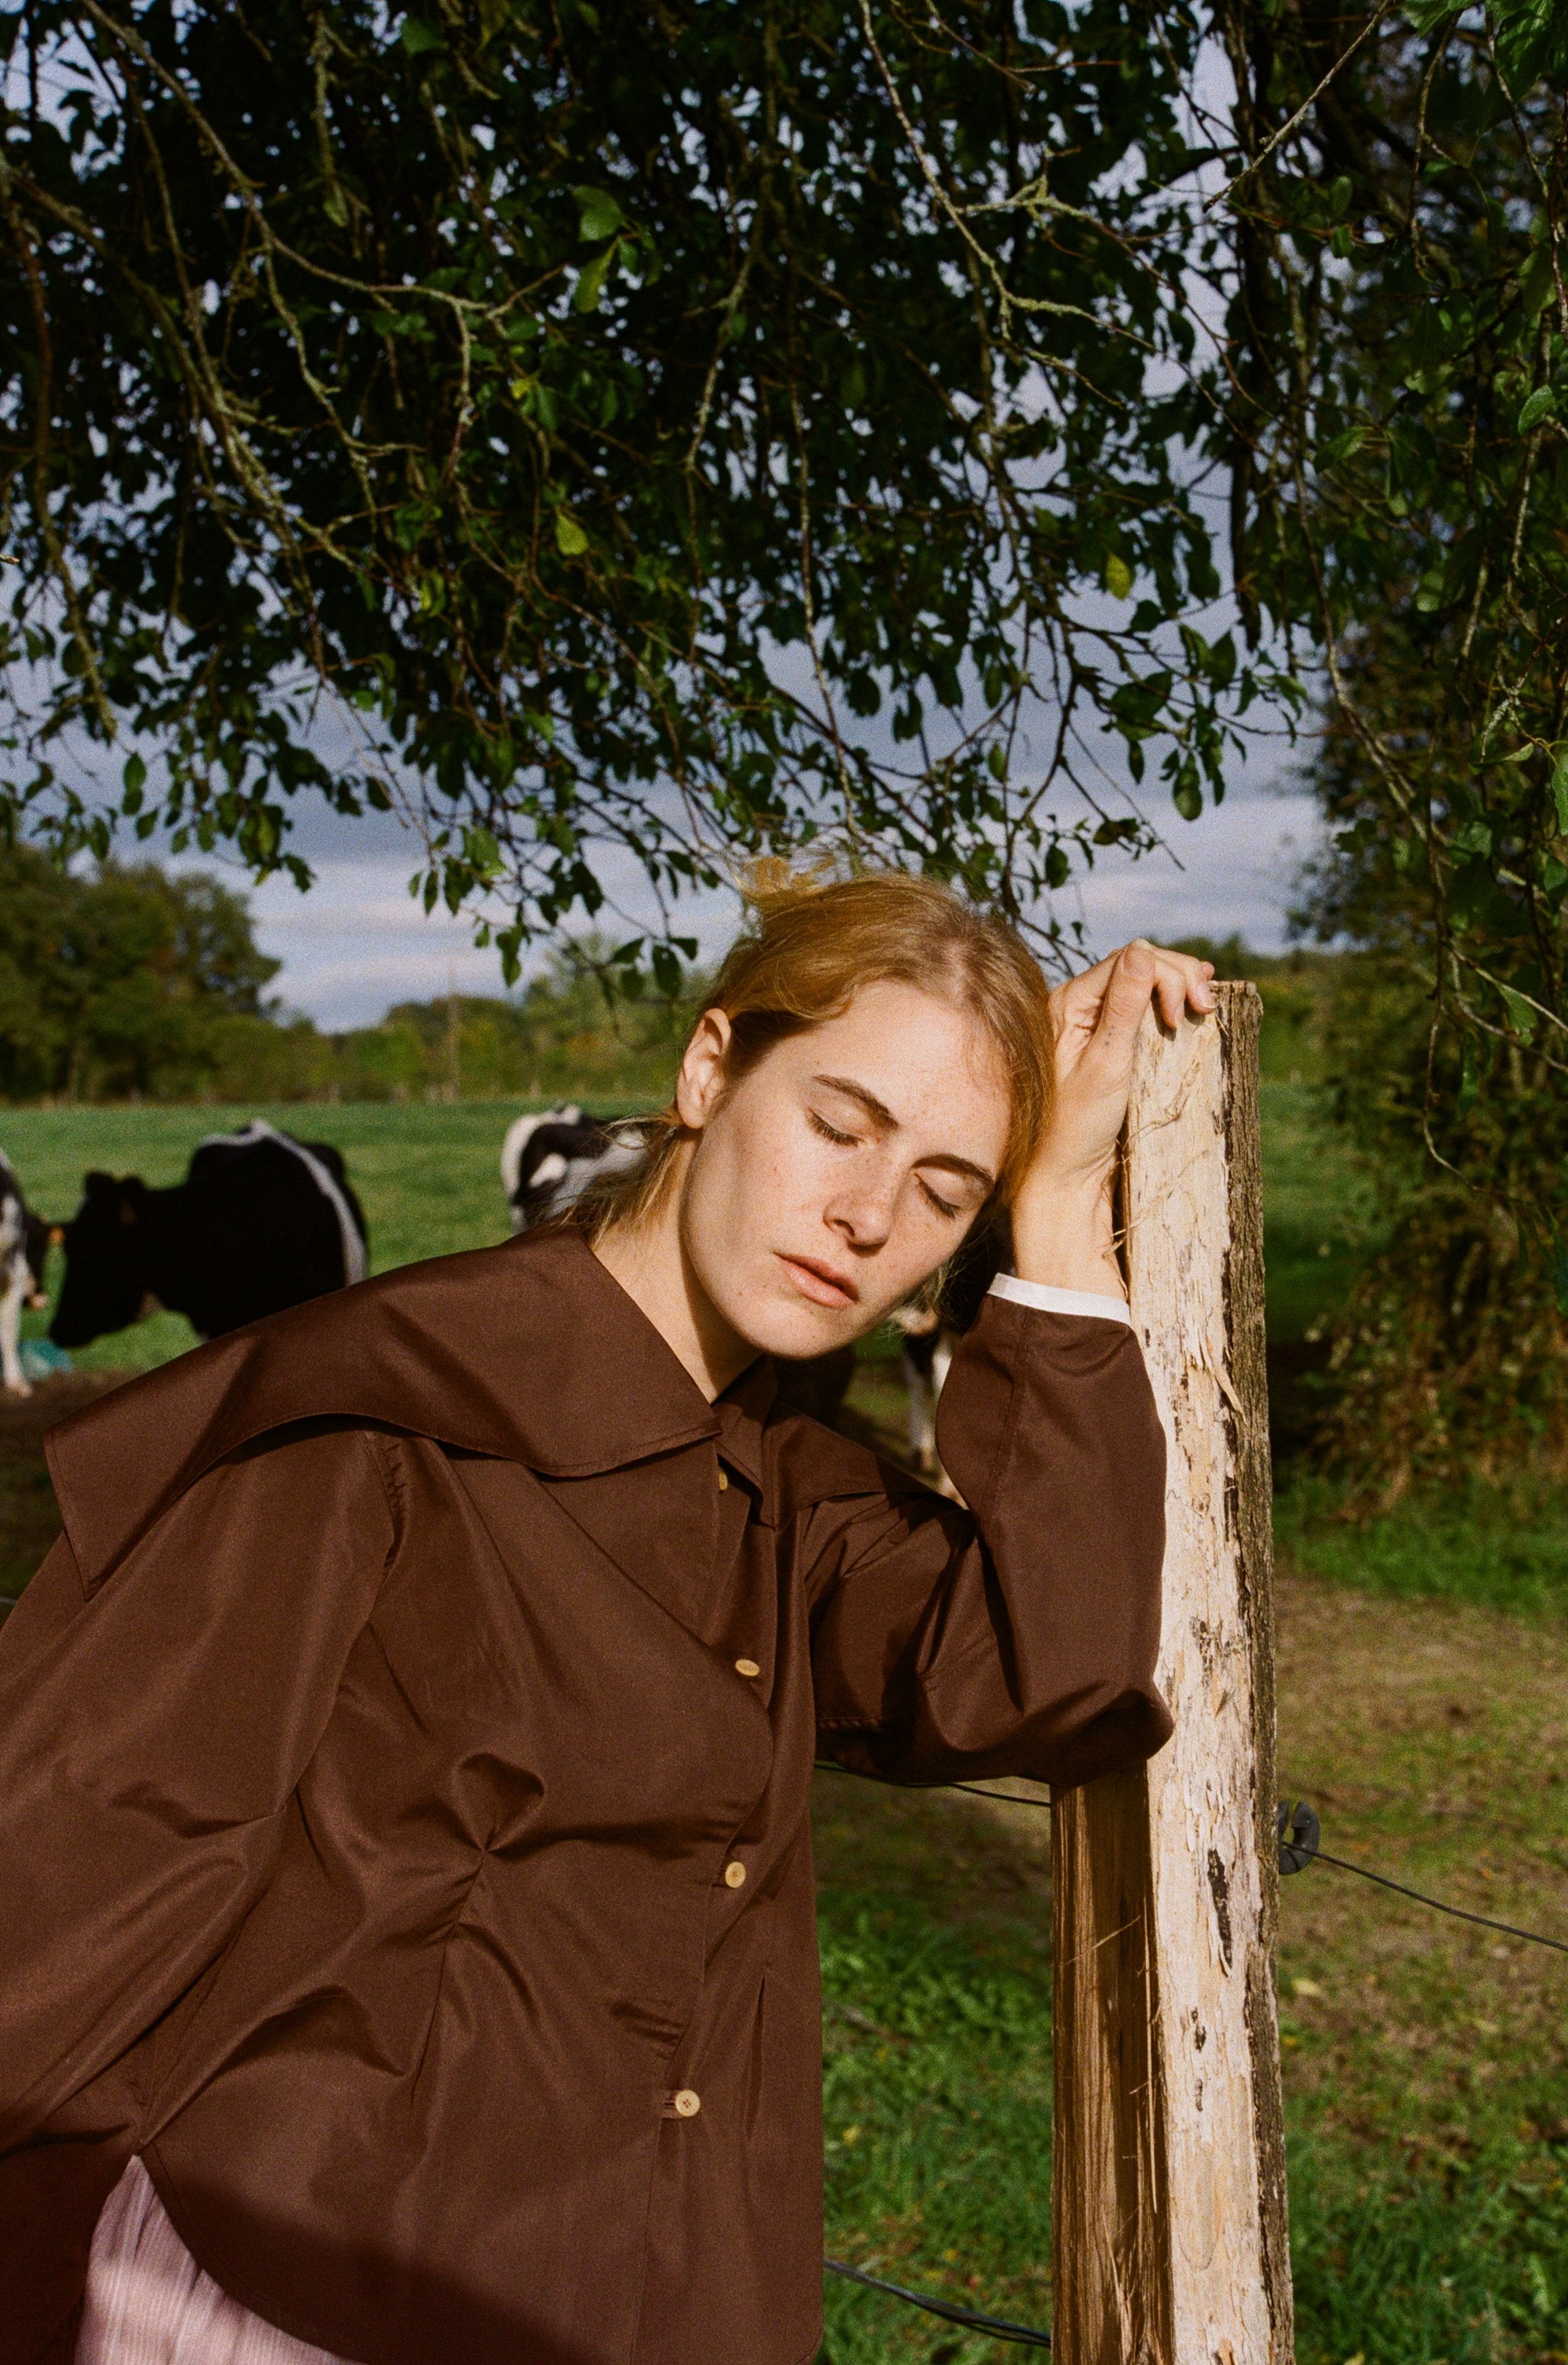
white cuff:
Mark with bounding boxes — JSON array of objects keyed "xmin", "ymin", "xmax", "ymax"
[{"xmin": 987, "ymin": 1274, "xmax": 1131, "ymax": 1327}]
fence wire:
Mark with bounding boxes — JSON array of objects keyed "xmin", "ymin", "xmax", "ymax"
[{"xmin": 815, "ymin": 1759, "xmax": 1568, "ymax": 2347}]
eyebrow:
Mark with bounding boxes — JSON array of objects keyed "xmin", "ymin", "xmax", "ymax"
[{"xmin": 812, "ymin": 1074, "xmax": 997, "ymax": 1190}]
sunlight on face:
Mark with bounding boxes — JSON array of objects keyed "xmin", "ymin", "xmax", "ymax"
[{"xmin": 676, "ymin": 978, "xmax": 1010, "ymax": 1361}]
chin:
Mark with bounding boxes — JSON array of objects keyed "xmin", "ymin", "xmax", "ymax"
[{"xmin": 718, "ymin": 1274, "xmax": 868, "ymax": 1365}]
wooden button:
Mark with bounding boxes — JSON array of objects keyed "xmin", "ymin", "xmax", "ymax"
[
  {"xmin": 717, "ymin": 1468, "xmax": 729, "ymax": 1490},
  {"xmin": 673, "ymin": 2088, "xmax": 701, "ymax": 2117},
  {"xmin": 734, "ymin": 1658, "xmax": 761, "ymax": 1680},
  {"xmin": 723, "ymin": 1860, "xmax": 747, "ymax": 1890}
]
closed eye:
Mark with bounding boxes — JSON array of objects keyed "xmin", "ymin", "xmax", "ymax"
[
  {"xmin": 808, "ymin": 1109, "xmax": 860, "ymax": 1148},
  {"xmin": 919, "ymin": 1177, "xmax": 961, "ymax": 1220}
]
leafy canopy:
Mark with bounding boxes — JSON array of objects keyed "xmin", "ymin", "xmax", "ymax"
[
  {"xmin": 0, "ymin": 0, "xmax": 1286, "ymax": 977},
  {"xmin": 1211, "ymin": 0, "xmax": 1568, "ymax": 1462}
]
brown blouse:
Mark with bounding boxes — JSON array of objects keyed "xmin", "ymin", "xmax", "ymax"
[{"xmin": 0, "ymin": 1228, "xmax": 1170, "ymax": 2365}]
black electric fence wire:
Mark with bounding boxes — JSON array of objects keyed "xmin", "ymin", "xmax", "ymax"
[
  {"xmin": 817, "ymin": 1763, "xmax": 1568, "ymax": 1961},
  {"xmin": 824, "ymin": 2258, "xmax": 1052, "ymax": 2347},
  {"xmin": 813, "ymin": 1763, "xmax": 1568, "ymax": 2344},
  {"xmin": 1306, "ymin": 1846, "xmax": 1568, "ymax": 1955}
]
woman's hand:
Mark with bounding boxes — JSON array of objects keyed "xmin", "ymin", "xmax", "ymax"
[{"xmin": 1011, "ymin": 940, "xmax": 1217, "ymax": 1298}]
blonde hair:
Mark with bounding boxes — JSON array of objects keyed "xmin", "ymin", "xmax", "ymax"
[{"xmin": 579, "ymin": 867, "xmax": 1056, "ymax": 1241}]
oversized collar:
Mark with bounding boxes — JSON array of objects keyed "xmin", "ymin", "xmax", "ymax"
[{"xmin": 48, "ymin": 1229, "xmax": 778, "ymax": 1590}]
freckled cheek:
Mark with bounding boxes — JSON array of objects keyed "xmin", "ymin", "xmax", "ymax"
[{"xmin": 709, "ymin": 1106, "xmax": 815, "ymax": 1256}]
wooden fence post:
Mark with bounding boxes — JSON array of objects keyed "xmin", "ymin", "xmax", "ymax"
[{"xmin": 1051, "ymin": 981, "xmax": 1292, "ymax": 2365}]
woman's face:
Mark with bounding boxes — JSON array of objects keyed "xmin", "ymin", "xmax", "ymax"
[{"xmin": 675, "ymin": 979, "xmax": 1011, "ymax": 1362}]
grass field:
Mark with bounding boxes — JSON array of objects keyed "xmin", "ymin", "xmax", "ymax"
[
  {"xmin": 813, "ymin": 1580, "xmax": 1568, "ymax": 2362},
  {"xmin": 0, "ymin": 1077, "xmax": 1373, "ymax": 1378},
  {"xmin": 3, "ymin": 1091, "xmax": 1567, "ymax": 2361},
  {"xmin": 0, "ymin": 1100, "xmax": 548, "ymax": 1374}
]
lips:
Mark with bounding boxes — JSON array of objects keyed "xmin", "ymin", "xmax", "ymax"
[{"xmin": 776, "ymin": 1252, "xmax": 860, "ymax": 1309}]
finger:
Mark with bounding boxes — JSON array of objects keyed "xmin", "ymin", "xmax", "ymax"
[
  {"xmin": 1140, "ymin": 945, "xmax": 1216, "ymax": 1028},
  {"xmin": 1092, "ymin": 939, "xmax": 1160, "ymax": 1049},
  {"xmin": 1051, "ymin": 950, "xmax": 1119, "ymax": 1015},
  {"xmin": 1153, "ymin": 959, "xmax": 1210, "ymax": 1029}
]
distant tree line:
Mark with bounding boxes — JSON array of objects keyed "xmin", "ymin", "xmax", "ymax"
[{"xmin": 0, "ymin": 850, "xmax": 690, "ymax": 1105}]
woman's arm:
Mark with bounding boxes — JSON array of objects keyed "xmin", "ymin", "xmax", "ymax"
[
  {"xmin": 806, "ymin": 939, "xmax": 1214, "ymax": 1788},
  {"xmin": 807, "ymin": 1292, "xmax": 1168, "ymax": 1789}
]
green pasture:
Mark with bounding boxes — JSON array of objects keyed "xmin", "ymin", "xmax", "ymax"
[
  {"xmin": 3, "ymin": 1075, "xmax": 1371, "ymax": 1375},
  {"xmin": 6, "ymin": 1085, "xmax": 1565, "ymax": 1603},
  {"xmin": 4, "ymin": 1089, "xmax": 1568, "ymax": 2361},
  {"xmin": 1, "ymin": 1099, "xmax": 561, "ymax": 1373}
]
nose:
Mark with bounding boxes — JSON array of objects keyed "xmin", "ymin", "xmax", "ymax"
[{"xmin": 824, "ymin": 1169, "xmax": 899, "ymax": 1254}]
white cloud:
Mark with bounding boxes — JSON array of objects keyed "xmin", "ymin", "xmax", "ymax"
[{"xmin": 225, "ymin": 778, "xmax": 1321, "ymax": 1030}]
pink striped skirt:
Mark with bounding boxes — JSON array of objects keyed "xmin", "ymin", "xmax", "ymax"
[{"xmin": 79, "ymin": 2159, "xmax": 348, "ymax": 2365}]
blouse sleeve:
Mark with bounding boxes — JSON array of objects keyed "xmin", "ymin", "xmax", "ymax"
[
  {"xmin": 805, "ymin": 1293, "xmax": 1172, "ymax": 1790},
  {"xmin": 0, "ymin": 1423, "xmax": 398, "ymax": 2154}
]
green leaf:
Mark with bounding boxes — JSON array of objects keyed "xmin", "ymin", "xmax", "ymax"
[
  {"xmin": 1499, "ymin": 983, "xmax": 1539, "ymax": 1041},
  {"xmin": 1172, "ymin": 780, "xmax": 1203, "ymax": 822},
  {"xmin": 554, "ymin": 512, "xmax": 589, "ymax": 557},
  {"xmin": 463, "ymin": 825, "xmax": 503, "ymax": 880},
  {"xmin": 572, "ymin": 247, "xmax": 615, "ymax": 312},
  {"xmin": 1328, "ymin": 176, "xmax": 1353, "ymax": 219},
  {"xmin": 398, "ymin": 18, "xmax": 443, "ymax": 54},
  {"xmin": 122, "ymin": 752, "xmax": 146, "ymax": 796},
  {"xmin": 1517, "ymin": 385, "xmax": 1557, "ymax": 435},
  {"xmin": 1103, "ymin": 553, "xmax": 1133, "ymax": 601},
  {"xmin": 1550, "ymin": 751, "xmax": 1568, "ymax": 835},
  {"xmin": 651, "ymin": 941, "xmax": 681, "ymax": 996},
  {"xmin": 1495, "ymin": 0, "xmax": 1567, "ymax": 93},
  {"xmin": 1520, "ymin": 243, "xmax": 1557, "ymax": 319},
  {"xmin": 573, "ymin": 186, "xmax": 625, "ymax": 243},
  {"xmin": 1403, "ymin": 0, "xmax": 1464, "ymax": 31}
]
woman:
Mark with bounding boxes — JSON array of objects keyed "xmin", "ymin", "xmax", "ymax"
[{"xmin": 0, "ymin": 871, "xmax": 1213, "ymax": 2365}]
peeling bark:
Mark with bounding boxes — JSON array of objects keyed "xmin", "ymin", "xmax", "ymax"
[{"xmin": 1051, "ymin": 984, "xmax": 1292, "ymax": 2365}]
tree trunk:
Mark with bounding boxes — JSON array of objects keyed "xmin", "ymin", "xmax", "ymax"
[{"xmin": 1051, "ymin": 982, "xmax": 1291, "ymax": 2365}]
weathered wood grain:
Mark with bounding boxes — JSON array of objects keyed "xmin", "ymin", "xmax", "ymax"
[{"xmin": 1051, "ymin": 983, "xmax": 1291, "ymax": 2365}]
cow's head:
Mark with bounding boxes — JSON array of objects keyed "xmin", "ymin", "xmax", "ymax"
[{"xmin": 50, "ymin": 1173, "xmax": 151, "ymax": 1349}]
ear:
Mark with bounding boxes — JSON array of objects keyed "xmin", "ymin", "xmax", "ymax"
[
  {"xmin": 83, "ymin": 1170, "xmax": 117, "ymax": 1199},
  {"xmin": 675, "ymin": 1008, "xmax": 733, "ymax": 1132},
  {"xmin": 119, "ymin": 1177, "xmax": 146, "ymax": 1224}
]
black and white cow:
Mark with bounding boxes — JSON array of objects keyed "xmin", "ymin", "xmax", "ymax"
[
  {"xmin": 0, "ymin": 1150, "xmax": 52, "ymax": 1397},
  {"xmin": 51, "ymin": 1121, "xmax": 369, "ymax": 1351},
  {"xmin": 501, "ymin": 1106, "xmax": 644, "ymax": 1230}
]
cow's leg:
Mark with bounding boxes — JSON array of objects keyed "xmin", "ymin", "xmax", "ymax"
[
  {"xmin": 902, "ymin": 1345, "xmax": 937, "ymax": 1473},
  {"xmin": 0, "ymin": 1257, "xmax": 30, "ymax": 1396}
]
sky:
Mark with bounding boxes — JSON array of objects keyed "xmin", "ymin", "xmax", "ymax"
[{"xmin": 228, "ymin": 765, "xmax": 1323, "ymax": 1031}]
